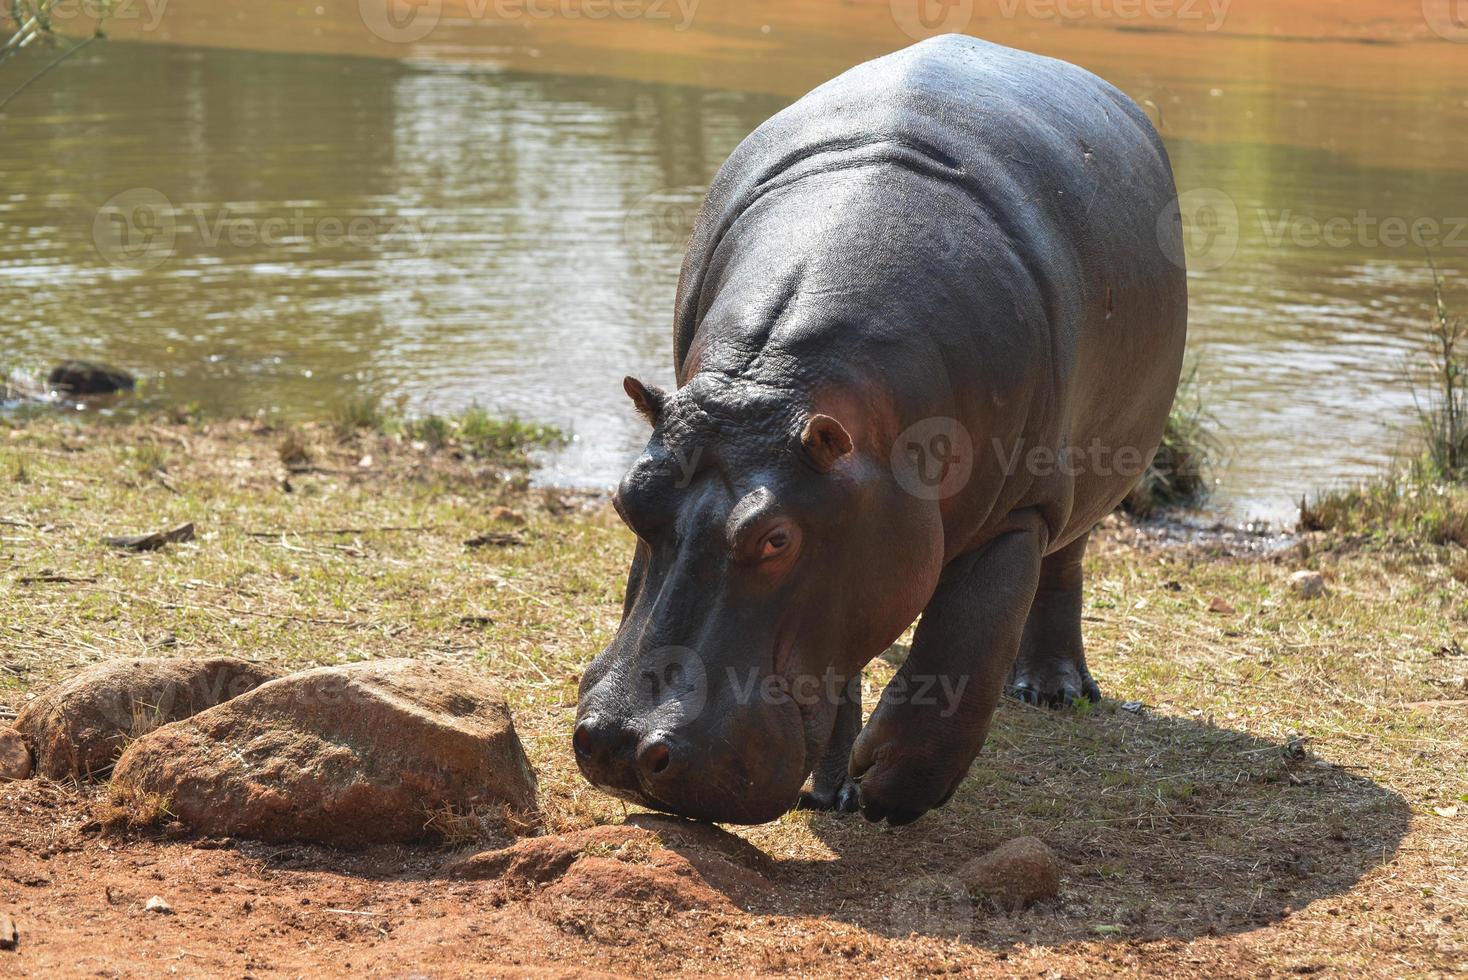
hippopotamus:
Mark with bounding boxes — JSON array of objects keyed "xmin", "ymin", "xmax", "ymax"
[{"xmin": 575, "ymin": 34, "xmax": 1187, "ymax": 825}]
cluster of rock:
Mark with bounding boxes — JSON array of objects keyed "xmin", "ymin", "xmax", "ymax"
[
  {"xmin": 0, "ymin": 654, "xmax": 1063, "ymax": 919},
  {"xmin": 1, "ymin": 657, "xmax": 538, "ymax": 847}
]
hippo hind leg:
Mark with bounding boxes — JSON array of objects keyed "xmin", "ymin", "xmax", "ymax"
[
  {"xmin": 794, "ymin": 677, "xmax": 861, "ymax": 813},
  {"xmin": 1006, "ymin": 530, "xmax": 1102, "ymax": 708}
]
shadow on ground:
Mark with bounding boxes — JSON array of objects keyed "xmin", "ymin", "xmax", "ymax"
[{"xmin": 774, "ymin": 698, "xmax": 1411, "ymax": 947}]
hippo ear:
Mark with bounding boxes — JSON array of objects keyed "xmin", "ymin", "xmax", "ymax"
[
  {"xmin": 623, "ymin": 376, "xmax": 667, "ymax": 426},
  {"xmin": 800, "ymin": 414, "xmax": 853, "ymax": 472}
]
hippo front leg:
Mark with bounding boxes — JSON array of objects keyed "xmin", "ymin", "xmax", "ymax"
[
  {"xmin": 795, "ymin": 677, "xmax": 862, "ymax": 813},
  {"xmin": 849, "ymin": 512, "xmax": 1046, "ymax": 825}
]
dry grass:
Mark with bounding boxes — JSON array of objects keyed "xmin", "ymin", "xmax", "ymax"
[
  {"xmin": 422, "ymin": 801, "xmax": 540, "ymax": 848},
  {"xmin": 95, "ymin": 781, "xmax": 175, "ymax": 832},
  {"xmin": 0, "ymin": 416, "xmax": 1464, "ymax": 975}
]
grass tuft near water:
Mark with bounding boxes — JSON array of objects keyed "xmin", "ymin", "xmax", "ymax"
[
  {"xmin": 1303, "ymin": 263, "xmax": 1468, "ymax": 547},
  {"xmin": 330, "ymin": 394, "xmax": 567, "ymax": 459}
]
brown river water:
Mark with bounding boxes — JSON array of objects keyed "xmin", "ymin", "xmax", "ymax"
[{"xmin": 1, "ymin": 1, "xmax": 1465, "ymax": 520}]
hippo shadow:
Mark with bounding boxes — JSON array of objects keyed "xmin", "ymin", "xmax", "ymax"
[{"xmin": 773, "ymin": 699, "xmax": 1410, "ymax": 947}]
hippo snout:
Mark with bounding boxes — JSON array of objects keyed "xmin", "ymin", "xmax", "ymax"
[{"xmin": 573, "ymin": 714, "xmax": 684, "ymax": 790}]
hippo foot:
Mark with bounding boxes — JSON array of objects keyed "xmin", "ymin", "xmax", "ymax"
[
  {"xmin": 849, "ymin": 723, "xmax": 968, "ymax": 827},
  {"xmin": 795, "ymin": 779, "xmax": 860, "ymax": 814},
  {"xmin": 855, "ymin": 775, "xmax": 958, "ymax": 827},
  {"xmin": 1005, "ymin": 659, "xmax": 1101, "ymax": 709}
]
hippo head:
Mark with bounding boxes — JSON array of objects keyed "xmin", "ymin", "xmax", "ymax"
[{"xmin": 574, "ymin": 373, "xmax": 944, "ymax": 823}]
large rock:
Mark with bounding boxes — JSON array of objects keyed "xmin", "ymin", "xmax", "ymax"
[
  {"xmin": 109, "ymin": 659, "xmax": 538, "ymax": 847},
  {"xmin": 14, "ymin": 658, "xmax": 278, "ymax": 780},
  {"xmin": 0, "ymin": 728, "xmax": 31, "ymax": 781},
  {"xmin": 956, "ymin": 836, "xmax": 1060, "ymax": 912}
]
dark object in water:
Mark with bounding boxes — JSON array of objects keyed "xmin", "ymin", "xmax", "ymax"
[
  {"xmin": 48, "ymin": 360, "xmax": 135, "ymax": 395},
  {"xmin": 104, "ymin": 522, "xmax": 195, "ymax": 553}
]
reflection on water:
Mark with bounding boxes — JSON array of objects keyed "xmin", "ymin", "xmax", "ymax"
[
  {"xmin": 1, "ymin": 39, "xmax": 1465, "ymax": 519},
  {"xmin": 1, "ymin": 44, "xmax": 777, "ymax": 489}
]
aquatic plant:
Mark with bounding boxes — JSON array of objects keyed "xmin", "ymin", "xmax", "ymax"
[
  {"xmin": 1301, "ymin": 260, "xmax": 1468, "ymax": 545},
  {"xmin": 1412, "ymin": 255, "xmax": 1467, "ymax": 479},
  {"xmin": 1, "ymin": 1, "xmax": 114, "ymax": 110}
]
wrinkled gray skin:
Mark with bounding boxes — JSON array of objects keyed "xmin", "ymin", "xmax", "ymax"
[{"xmin": 575, "ymin": 35, "xmax": 1187, "ymax": 825}]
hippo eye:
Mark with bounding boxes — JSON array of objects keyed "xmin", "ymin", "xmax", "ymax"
[{"xmin": 758, "ymin": 528, "xmax": 792, "ymax": 560}]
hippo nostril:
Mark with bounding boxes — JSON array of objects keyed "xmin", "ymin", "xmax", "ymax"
[
  {"xmin": 572, "ymin": 720, "xmax": 595, "ymax": 758},
  {"xmin": 638, "ymin": 737, "xmax": 672, "ymax": 777}
]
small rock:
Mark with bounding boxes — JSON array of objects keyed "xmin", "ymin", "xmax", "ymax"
[
  {"xmin": 110, "ymin": 659, "xmax": 538, "ymax": 847},
  {"xmin": 0, "ymin": 913, "xmax": 17, "ymax": 950},
  {"xmin": 463, "ymin": 532, "xmax": 524, "ymax": 549},
  {"xmin": 956, "ymin": 836, "xmax": 1060, "ymax": 912},
  {"xmin": 47, "ymin": 360, "xmax": 135, "ymax": 396},
  {"xmin": 14, "ymin": 658, "xmax": 278, "ymax": 780},
  {"xmin": 1289, "ymin": 570, "xmax": 1327, "ymax": 599},
  {"xmin": 143, "ymin": 896, "xmax": 172, "ymax": 915},
  {"xmin": 102, "ymin": 522, "xmax": 195, "ymax": 553},
  {"xmin": 0, "ymin": 728, "xmax": 32, "ymax": 782}
]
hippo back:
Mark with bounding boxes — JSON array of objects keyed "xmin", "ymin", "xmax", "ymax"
[{"xmin": 671, "ymin": 34, "xmax": 1188, "ymax": 546}]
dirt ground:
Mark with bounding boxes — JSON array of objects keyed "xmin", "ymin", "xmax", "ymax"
[
  {"xmin": 0, "ymin": 724, "xmax": 1453, "ymax": 978},
  {"xmin": 0, "ymin": 419, "xmax": 1465, "ymax": 977}
]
